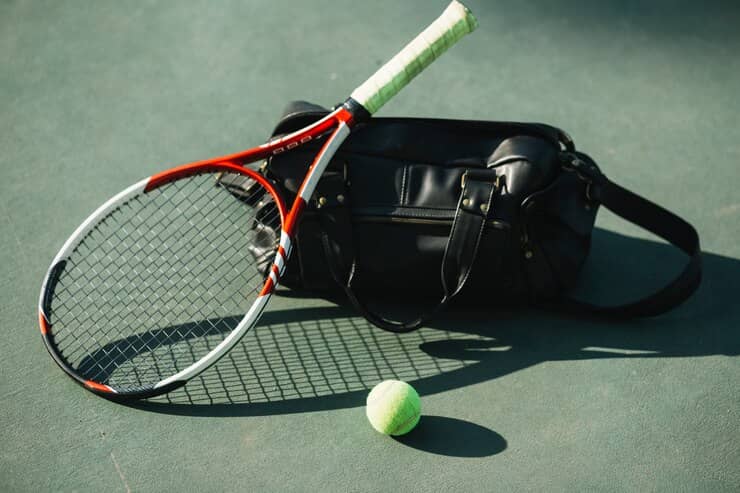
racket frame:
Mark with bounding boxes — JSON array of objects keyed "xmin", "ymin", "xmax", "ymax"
[
  {"xmin": 38, "ymin": 106, "xmax": 356, "ymax": 399},
  {"xmin": 38, "ymin": 162, "xmax": 289, "ymax": 398},
  {"xmin": 38, "ymin": 0, "xmax": 478, "ymax": 400}
]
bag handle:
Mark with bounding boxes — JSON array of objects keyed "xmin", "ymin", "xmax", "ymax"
[
  {"xmin": 319, "ymin": 169, "xmax": 500, "ymax": 332},
  {"xmin": 559, "ymin": 153, "xmax": 701, "ymax": 317}
]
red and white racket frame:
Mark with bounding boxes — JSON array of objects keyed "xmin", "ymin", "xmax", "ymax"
[
  {"xmin": 38, "ymin": 104, "xmax": 358, "ymax": 399},
  {"xmin": 38, "ymin": 0, "xmax": 478, "ymax": 399}
]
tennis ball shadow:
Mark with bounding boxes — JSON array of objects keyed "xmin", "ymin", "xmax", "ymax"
[{"xmin": 393, "ymin": 415, "xmax": 506, "ymax": 458}]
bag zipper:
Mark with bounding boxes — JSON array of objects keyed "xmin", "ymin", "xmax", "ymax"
[{"xmin": 352, "ymin": 214, "xmax": 510, "ymax": 229}]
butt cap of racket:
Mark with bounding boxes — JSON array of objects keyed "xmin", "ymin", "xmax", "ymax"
[{"xmin": 350, "ymin": 0, "xmax": 477, "ymax": 115}]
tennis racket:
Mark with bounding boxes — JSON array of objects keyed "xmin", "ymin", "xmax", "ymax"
[{"xmin": 38, "ymin": 1, "xmax": 478, "ymax": 401}]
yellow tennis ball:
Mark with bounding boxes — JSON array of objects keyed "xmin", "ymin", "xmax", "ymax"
[{"xmin": 366, "ymin": 380, "xmax": 421, "ymax": 436}]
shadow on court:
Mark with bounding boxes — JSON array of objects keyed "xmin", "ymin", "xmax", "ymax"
[
  {"xmin": 394, "ymin": 416, "xmax": 507, "ymax": 458},
  {"xmin": 124, "ymin": 228, "xmax": 739, "ymax": 399},
  {"xmin": 126, "ymin": 229, "xmax": 739, "ymax": 456}
]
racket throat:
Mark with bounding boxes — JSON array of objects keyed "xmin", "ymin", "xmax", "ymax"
[
  {"xmin": 342, "ymin": 98, "xmax": 372, "ymax": 124},
  {"xmin": 288, "ymin": 120, "xmax": 352, "ymax": 226}
]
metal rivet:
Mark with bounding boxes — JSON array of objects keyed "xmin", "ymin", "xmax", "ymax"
[
  {"xmin": 480, "ymin": 203, "xmax": 489, "ymax": 213},
  {"xmin": 318, "ymin": 197, "xmax": 327, "ymax": 207},
  {"xmin": 336, "ymin": 194, "xmax": 345, "ymax": 204},
  {"xmin": 525, "ymin": 251, "xmax": 534, "ymax": 259},
  {"xmin": 462, "ymin": 198, "xmax": 471, "ymax": 207}
]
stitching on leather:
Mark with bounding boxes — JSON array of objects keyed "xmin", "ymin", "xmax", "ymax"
[
  {"xmin": 400, "ymin": 165, "xmax": 409, "ymax": 206},
  {"xmin": 440, "ymin": 191, "xmax": 466, "ymax": 296},
  {"xmin": 456, "ymin": 185, "xmax": 496, "ymax": 294}
]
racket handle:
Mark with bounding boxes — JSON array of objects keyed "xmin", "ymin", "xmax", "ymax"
[{"xmin": 350, "ymin": 1, "xmax": 477, "ymax": 115}]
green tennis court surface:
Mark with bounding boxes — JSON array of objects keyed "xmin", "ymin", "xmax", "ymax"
[{"xmin": 2, "ymin": 1, "xmax": 738, "ymax": 491}]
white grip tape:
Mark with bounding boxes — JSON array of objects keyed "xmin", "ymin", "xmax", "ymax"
[{"xmin": 350, "ymin": 1, "xmax": 477, "ymax": 114}]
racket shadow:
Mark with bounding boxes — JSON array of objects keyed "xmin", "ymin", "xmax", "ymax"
[
  {"xmin": 127, "ymin": 229, "xmax": 740, "ymax": 418},
  {"xmin": 76, "ymin": 317, "xmax": 242, "ymax": 384},
  {"xmin": 135, "ymin": 304, "xmax": 495, "ymax": 414}
]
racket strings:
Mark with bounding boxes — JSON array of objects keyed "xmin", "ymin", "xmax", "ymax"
[
  {"xmin": 48, "ymin": 172, "xmax": 282, "ymax": 391},
  {"xmin": 59, "ymin": 187, "xmax": 281, "ymax": 386}
]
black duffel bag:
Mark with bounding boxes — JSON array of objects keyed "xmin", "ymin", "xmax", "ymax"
[{"xmin": 221, "ymin": 101, "xmax": 701, "ymax": 332}]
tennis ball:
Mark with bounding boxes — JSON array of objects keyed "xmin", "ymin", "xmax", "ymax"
[{"xmin": 366, "ymin": 380, "xmax": 421, "ymax": 436}]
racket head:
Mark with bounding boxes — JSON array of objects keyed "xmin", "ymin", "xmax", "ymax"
[{"xmin": 38, "ymin": 162, "xmax": 286, "ymax": 400}]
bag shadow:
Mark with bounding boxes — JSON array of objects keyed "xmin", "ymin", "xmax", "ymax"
[{"xmin": 128, "ymin": 228, "xmax": 738, "ymax": 418}]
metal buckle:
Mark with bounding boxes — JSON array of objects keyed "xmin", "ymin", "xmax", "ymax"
[
  {"xmin": 561, "ymin": 154, "xmax": 601, "ymax": 183},
  {"xmin": 561, "ymin": 153, "xmax": 602, "ymax": 205}
]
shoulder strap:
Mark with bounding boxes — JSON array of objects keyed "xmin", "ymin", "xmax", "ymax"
[{"xmin": 560, "ymin": 153, "xmax": 701, "ymax": 317}]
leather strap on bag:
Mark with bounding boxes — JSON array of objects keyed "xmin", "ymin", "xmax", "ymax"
[
  {"xmin": 319, "ymin": 169, "xmax": 500, "ymax": 332},
  {"xmin": 442, "ymin": 169, "xmax": 500, "ymax": 298},
  {"xmin": 559, "ymin": 152, "xmax": 701, "ymax": 317}
]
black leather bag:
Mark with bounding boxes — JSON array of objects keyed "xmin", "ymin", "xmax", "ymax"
[{"xmin": 223, "ymin": 101, "xmax": 701, "ymax": 332}]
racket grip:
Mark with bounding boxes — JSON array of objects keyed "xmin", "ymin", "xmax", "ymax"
[{"xmin": 350, "ymin": 1, "xmax": 477, "ymax": 115}]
